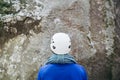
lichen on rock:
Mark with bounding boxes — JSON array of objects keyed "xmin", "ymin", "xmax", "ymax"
[{"xmin": 0, "ymin": 0, "xmax": 119, "ymax": 80}]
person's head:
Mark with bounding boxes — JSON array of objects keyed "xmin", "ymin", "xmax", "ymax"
[{"xmin": 50, "ymin": 33, "xmax": 71, "ymax": 54}]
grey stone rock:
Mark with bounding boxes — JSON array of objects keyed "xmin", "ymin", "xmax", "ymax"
[{"xmin": 0, "ymin": 0, "xmax": 119, "ymax": 80}]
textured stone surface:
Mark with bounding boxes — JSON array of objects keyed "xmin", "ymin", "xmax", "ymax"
[
  {"xmin": 113, "ymin": 0, "xmax": 120, "ymax": 80},
  {"xmin": 0, "ymin": 0, "xmax": 119, "ymax": 80},
  {"xmin": 84, "ymin": 0, "xmax": 114, "ymax": 80}
]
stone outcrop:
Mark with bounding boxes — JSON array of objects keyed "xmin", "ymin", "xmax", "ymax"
[
  {"xmin": 113, "ymin": 0, "xmax": 120, "ymax": 80},
  {"xmin": 0, "ymin": 0, "xmax": 119, "ymax": 80}
]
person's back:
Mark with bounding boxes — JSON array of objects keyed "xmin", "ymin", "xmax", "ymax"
[
  {"xmin": 37, "ymin": 63, "xmax": 87, "ymax": 80},
  {"xmin": 37, "ymin": 33, "xmax": 88, "ymax": 80}
]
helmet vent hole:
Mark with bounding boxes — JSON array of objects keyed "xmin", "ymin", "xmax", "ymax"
[
  {"xmin": 68, "ymin": 45, "xmax": 71, "ymax": 48},
  {"xmin": 53, "ymin": 46, "xmax": 56, "ymax": 49}
]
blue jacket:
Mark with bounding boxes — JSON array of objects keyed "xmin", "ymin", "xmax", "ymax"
[{"xmin": 37, "ymin": 54, "xmax": 88, "ymax": 80}]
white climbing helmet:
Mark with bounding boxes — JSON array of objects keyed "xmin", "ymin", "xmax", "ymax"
[{"xmin": 50, "ymin": 33, "xmax": 71, "ymax": 54}]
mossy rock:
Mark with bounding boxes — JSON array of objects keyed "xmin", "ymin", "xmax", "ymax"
[
  {"xmin": 0, "ymin": 20, "xmax": 4, "ymax": 29},
  {"xmin": 0, "ymin": 0, "xmax": 15, "ymax": 14}
]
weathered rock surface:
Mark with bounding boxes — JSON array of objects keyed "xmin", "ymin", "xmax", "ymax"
[
  {"xmin": 0, "ymin": 0, "xmax": 119, "ymax": 80},
  {"xmin": 113, "ymin": 0, "xmax": 120, "ymax": 80}
]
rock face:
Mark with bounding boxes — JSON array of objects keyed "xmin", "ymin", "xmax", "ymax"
[
  {"xmin": 113, "ymin": 0, "xmax": 120, "ymax": 80},
  {"xmin": 0, "ymin": 0, "xmax": 119, "ymax": 80}
]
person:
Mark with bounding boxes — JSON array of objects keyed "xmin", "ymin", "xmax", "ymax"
[{"xmin": 37, "ymin": 33, "xmax": 88, "ymax": 80}]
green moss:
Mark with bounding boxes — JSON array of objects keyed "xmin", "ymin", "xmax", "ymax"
[
  {"xmin": 0, "ymin": 0, "xmax": 15, "ymax": 14},
  {"xmin": 20, "ymin": 0, "xmax": 26, "ymax": 4},
  {"xmin": 0, "ymin": 20, "xmax": 4, "ymax": 37},
  {"xmin": 0, "ymin": 20, "xmax": 4, "ymax": 29}
]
